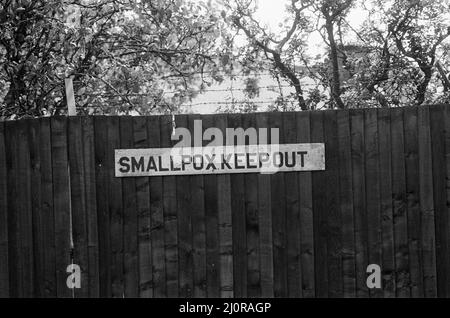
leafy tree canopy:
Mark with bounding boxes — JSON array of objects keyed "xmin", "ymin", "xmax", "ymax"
[{"xmin": 0, "ymin": 0, "xmax": 229, "ymax": 118}]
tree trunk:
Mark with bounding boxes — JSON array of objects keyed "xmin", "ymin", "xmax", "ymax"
[
  {"xmin": 272, "ymin": 52, "xmax": 308, "ymax": 110},
  {"xmin": 416, "ymin": 64, "xmax": 433, "ymax": 105},
  {"xmin": 325, "ymin": 21, "xmax": 345, "ymax": 109}
]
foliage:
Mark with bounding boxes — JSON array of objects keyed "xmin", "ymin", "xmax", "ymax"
[
  {"xmin": 0, "ymin": 0, "xmax": 229, "ymax": 118},
  {"xmin": 1, "ymin": 0, "xmax": 450, "ymax": 117},
  {"xmin": 224, "ymin": 0, "xmax": 450, "ymax": 111}
]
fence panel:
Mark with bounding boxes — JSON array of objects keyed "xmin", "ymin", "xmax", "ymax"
[{"xmin": 0, "ymin": 105, "xmax": 449, "ymax": 298}]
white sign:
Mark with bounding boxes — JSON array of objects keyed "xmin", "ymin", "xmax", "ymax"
[{"xmin": 115, "ymin": 143, "xmax": 325, "ymax": 177}]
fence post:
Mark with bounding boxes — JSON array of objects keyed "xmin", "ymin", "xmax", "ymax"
[{"xmin": 65, "ymin": 76, "xmax": 76, "ymax": 116}]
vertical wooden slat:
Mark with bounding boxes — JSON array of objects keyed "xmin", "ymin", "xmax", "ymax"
[
  {"xmin": 28, "ymin": 119, "xmax": 44, "ymax": 297},
  {"xmin": 445, "ymin": 105, "xmax": 450, "ymax": 296},
  {"xmin": 297, "ymin": 111, "xmax": 315, "ymax": 298},
  {"xmin": 311, "ymin": 110, "xmax": 327, "ymax": 297},
  {"xmin": 391, "ymin": 108, "xmax": 411, "ymax": 297},
  {"xmin": 107, "ymin": 117, "xmax": 124, "ymax": 297},
  {"xmin": 147, "ymin": 116, "xmax": 166, "ymax": 297},
  {"xmin": 403, "ymin": 106, "xmax": 423, "ymax": 298},
  {"xmin": 430, "ymin": 105, "xmax": 450, "ymax": 297},
  {"xmin": 337, "ymin": 110, "xmax": 356, "ymax": 298},
  {"xmin": 133, "ymin": 117, "xmax": 153, "ymax": 298},
  {"xmin": 189, "ymin": 115, "xmax": 207, "ymax": 298},
  {"xmin": 176, "ymin": 114, "xmax": 194, "ymax": 297},
  {"xmin": 5, "ymin": 122, "xmax": 20, "ymax": 297},
  {"xmin": 39, "ymin": 118, "xmax": 56, "ymax": 297},
  {"xmin": 256, "ymin": 113, "xmax": 273, "ymax": 298},
  {"xmin": 364, "ymin": 109, "xmax": 382, "ymax": 298},
  {"xmin": 216, "ymin": 114, "xmax": 234, "ymax": 298},
  {"xmin": 120, "ymin": 116, "xmax": 139, "ymax": 297},
  {"xmin": 377, "ymin": 108, "xmax": 395, "ymax": 298},
  {"xmin": 324, "ymin": 110, "xmax": 342, "ymax": 297},
  {"xmin": 0, "ymin": 122, "xmax": 8, "ymax": 297},
  {"xmin": 349, "ymin": 109, "xmax": 369, "ymax": 298},
  {"xmin": 228, "ymin": 113, "xmax": 247, "ymax": 298},
  {"xmin": 94, "ymin": 117, "xmax": 112, "ymax": 297},
  {"xmin": 269, "ymin": 112, "xmax": 287, "ymax": 298},
  {"xmin": 51, "ymin": 117, "xmax": 71, "ymax": 298},
  {"xmin": 242, "ymin": 113, "xmax": 261, "ymax": 297},
  {"xmin": 417, "ymin": 106, "xmax": 437, "ymax": 297},
  {"xmin": 17, "ymin": 120, "xmax": 34, "ymax": 297},
  {"xmin": 68, "ymin": 117, "xmax": 89, "ymax": 298},
  {"xmin": 202, "ymin": 114, "xmax": 220, "ymax": 297},
  {"xmin": 81, "ymin": 117, "xmax": 99, "ymax": 297},
  {"xmin": 160, "ymin": 115, "xmax": 179, "ymax": 297},
  {"xmin": 282, "ymin": 112, "xmax": 301, "ymax": 298}
]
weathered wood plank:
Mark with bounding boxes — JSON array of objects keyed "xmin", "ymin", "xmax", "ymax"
[
  {"xmin": 202, "ymin": 114, "xmax": 220, "ymax": 297},
  {"xmin": 403, "ymin": 106, "xmax": 423, "ymax": 298},
  {"xmin": 160, "ymin": 115, "xmax": 179, "ymax": 297},
  {"xmin": 391, "ymin": 108, "xmax": 411, "ymax": 298},
  {"xmin": 5, "ymin": 122, "xmax": 21, "ymax": 297},
  {"xmin": 228, "ymin": 113, "xmax": 247, "ymax": 298},
  {"xmin": 445, "ymin": 105, "xmax": 450, "ymax": 297},
  {"xmin": 15, "ymin": 120, "xmax": 34, "ymax": 297},
  {"xmin": 120, "ymin": 117, "xmax": 139, "ymax": 297},
  {"xmin": 189, "ymin": 115, "xmax": 207, "ymax": 298},
  {"xmin": 337, "ymin": 110, "xmax": 356, "ymax": 298},
  {"xmin": 311, "ymin": 110, "xmax": 328, "ymax": 297},
  {"xmin": 176, "ymin": 114, "xmax": 194, "ymax": 298},
  {"xmin": 282, "ymin": 112, "xmax": 301, "ymax": 298},
  {"xmin": 243, "ymin": 113, "xmax": 261, "ymax": 297},
  {"xmin": 364, "ymin": 109, "xmax": 382, "ymax": 298},
  {"xmin": 349, "ymin": 109, "xmax": 369, "ymax": 298},
  {"xmin": 324, "ymin": 110, "xmax": 342, "ymax": 297},
  {"xmin": 94, "ymin": 117, "xmax": 112, "ymax": 297},
  {"xmin": 216, "ymin": 114, "xmax": 234, "ymax": 298},
  {"xmin": 377, "ymin": 108, "xmax": 395, "ymax": 298},
  {"xmin": 297, "ymin": 111, "xmax": 315, "ymax": 298},
  {"xmin": 147, "ymin": 116, "xmax": 166, "ymax": 297},
  {"xmin": 68, "ymin": 117, "xmax": 89, "ymax": 298},
  {"xmin": 133, "ymin": 116, "xmax": 153, "ymax": 298},
  {"xmin": 430, "ymin": 105, "xmax": 450, "ymax": 297},
  {"xmin": 107, "ymin": 117, "xmax": 124, "ymax": 298},
  {"xmin": 81, "ymin": 117, "xmax": 99, "ymax": 297},
  {"xmin": 28, "ymin": 119, "xmax": 44, "ymax": 297},
  {"xmin": 417, "ymin": 106, "xmax": 437, "ymax": 297},
  {"xmin": 256, "ymin": 112, "xmax": 274, "ymax": 298},
  {"xmin": 39, "ymin": 118, "xmax": 57, "ymax": 297},
  {"xmin": 268, "ymin": 112, "xmax": 287, "ymax": 298},
  {"xmin": 51, "ymin": 117, "xmax": 71, "ymax": 298},
  {"xmin": 0, "ymin": 121, "xmax": 8, "ymax": 298}
]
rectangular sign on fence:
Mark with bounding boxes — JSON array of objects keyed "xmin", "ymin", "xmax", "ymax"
[{"xmin": 115, "ymin": 143, "xmax": 325, "ymax": 177}]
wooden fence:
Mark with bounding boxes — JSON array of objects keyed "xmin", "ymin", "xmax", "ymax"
[{"xmin": 0, "ymin": 105, "xmax": 449, "ymax": 298}]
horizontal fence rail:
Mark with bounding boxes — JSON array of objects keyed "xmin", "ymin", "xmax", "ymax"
[{"xmin": 0, "ymin": 105, "xmax": 449, "ymax": 298}]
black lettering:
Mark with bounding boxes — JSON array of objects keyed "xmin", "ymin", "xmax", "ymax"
[
  {"xmin": 205, "ymin": 154, "xmax": 217, "ymax": 170},
  {"xmin": 119, "ymin": 157, "xmax": 130, "ymax": 173},
  {"xmin": 181, "ymin": 155, "xmax": 192, "ymax": 171},
  {"xmin": 193, "ymin": 155, "xmax": 204, "ymax": 170},
  {"xmin": 146, "ymin": 156, "xmax": 157, "ymax": 171},
  {"xmin": 131, "ymin": 156, "xmax": 145, "ymax": 172},
  {"xmin": 158, "ymin": 156, "xmax": 169, "ymax": 171},
  {"xmin": 259, "ymin": 152, "xmax": 270, "ymax": 168},
  {"xmin": 221, "ymin": 154, "xmax": 232, "ymax": 169},
  {"xmin": 247, "ymin": 153, "xmax": 257, "ymax": 169},
  {"xmin": 285, "ymin": 151, "xmax": 296, "ymax": 168},
  {"xmin": 273, "ymin": 152, "xmax": 283, "ymax": 168},
  {"xmin": 235, "ymin": 153, "xmax": 245, "ymax": 169},
  {"xmin": 170, "ymin": 156, "xmax": 181, "ymax": 171},
  {"xmin": 297, "ymin": 151, "xmax": 307, "ymax": 167}
]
